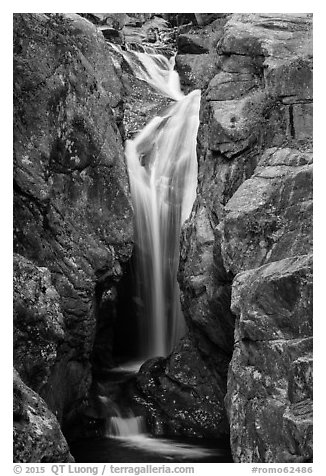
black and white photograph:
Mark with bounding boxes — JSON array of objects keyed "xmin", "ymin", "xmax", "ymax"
[{"xmin": 11, "ymin": 5, "xmax": 313, "ymax": 471}]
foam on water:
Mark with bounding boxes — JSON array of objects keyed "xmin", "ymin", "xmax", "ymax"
[{"xmin": 106, "ymin": 433, "xmax": 218, "ymax": 459}]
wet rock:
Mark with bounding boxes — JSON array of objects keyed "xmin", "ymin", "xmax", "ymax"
[
  {"xmin": 174, "ymin": 18, "xmax": 227, "ymax": 93},
  {"xmin": 122, "ymin": 15, "xmax": 173, "ymax": 46},
  {"xmin": 146, "ymin": 28, "xmax": 157, "ymax": 43},
  {"xmin": 135, "ymin": 335, "xmax": 229, "ymax": 438},
  {"xmin": 13, "ymin": 369, "xmax": 74, "ymax": 463},
  {"xmin": 99, "ymin": 26, "xmax": 123, "ymax": 44}
]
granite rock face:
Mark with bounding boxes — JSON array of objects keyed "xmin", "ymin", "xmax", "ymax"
[
  {"xmin": 13, "ymin": 254, "xmax": 65, "ymax": 394},
  {"xmin": 13, "ymin": 12, "xmax": 133, "ymax": 458},
  {"xmin": 222, "ymin": 145, "xmax": 313, "ymax": 462},
  {"xmin": 175, "ymin": 13, "xmax": 313, "ymax": 461},
  {"xmin": 13, "ymin": 369, "xmax": 74, "ymax": 463},
  {"xmin": 226, "ymin": 254, "xmax": 312, "ymax": 462}
]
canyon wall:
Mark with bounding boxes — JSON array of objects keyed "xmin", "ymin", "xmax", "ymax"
[
  {"xmin": 176, "ymin": 13, "xmax": 313, "ymax": 462},
  {"xmin": 13, "ymin": 13, "xmax": 133, "ymax": 461}
]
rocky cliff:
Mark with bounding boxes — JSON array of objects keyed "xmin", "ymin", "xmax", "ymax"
[
  {"xmin": 13, "ymin": 13, "xmax": 133, "ymax": 461},
  {"xmin": 177, "ymin": 13, "xmax": 312, "ymax": 462}
]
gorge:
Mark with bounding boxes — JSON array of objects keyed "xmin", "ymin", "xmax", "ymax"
[{"xmin": 13, "ymin": 12, "xmax": 313, "ymax": 464}]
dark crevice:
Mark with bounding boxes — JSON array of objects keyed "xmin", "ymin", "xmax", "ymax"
[{"xmin": 289, "ymin": 104, "xmax": 296, "ymax": 138}]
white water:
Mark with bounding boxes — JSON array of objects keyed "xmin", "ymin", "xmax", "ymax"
[
  {"xmin": 126, "ymin": 92, "xmax": 200, "ymax": 358},
  {"xmin": 117, "ymin": 44, "xmax": 201, "ymax": 359},
  {"xmin": 104, "ymin": 44, "xmax": 200, "ymax": 444},
  {"xmin": 107, "ymin": 45, "xmax": 201, "ymax": 439},
  {"xmin": 107, "ymin": 434, "xmax": 217, "ymax": 459},
  {"xmin": 108, "ymin": 415, "xmax": 146, "ymax": 437},
  {"xmin": 107, "ymin": 412, "xmax": 217, "ymax": 459},
  {"xmin": 110, "ymin": 43, "xmax": 184, "ymax": 100}
]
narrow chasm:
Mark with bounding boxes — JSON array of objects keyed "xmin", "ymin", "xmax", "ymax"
[
  {"xmin": 13, "ymin": 12, "xmax": 313, "ymax": 465},
  {"xmin": 67, "ymin": 18, "xmax": 234, "ymax": 463}
]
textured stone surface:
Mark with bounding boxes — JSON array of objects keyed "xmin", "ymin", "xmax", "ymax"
[
  {"xmin": 13, "ymin": 13, "xmax": 133, "ymax": 426},
  {"xmin": 177, "ymin": 32, "xmax": 210, "ymax": 54},
  {"xmin": 226, "ymin": 255, "xmax": 312, "ymax": 462},
  {"xmin": 176, "ymin": 13, "xmax": 313, "ymax": 462},
  {"xmin": 220, "ymin": 147, "xmax": 313, "ymax": 275},
  {"xmin": 134, "ymin": 334, "xmax": 229, "ymax": 438},
  {"xmin": 174, "ymin": 17, "xmax": 227, "ymax": 94},
  {"xmin": 13, "ymin": 254, "xmax": 65, "ymax": 394},
  {"xmin": 175, "ymin": 54, "xmax": 219, "ymax": 93},
  {"xmin": 13, "ymin": 369, "xmax": 74, "ymax": 463},
  {"xmin": 203, "ymin": 13, "xmax": 312, "ymax": 158}
]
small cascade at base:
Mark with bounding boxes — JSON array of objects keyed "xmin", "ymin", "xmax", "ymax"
[
  {"xmin": 71, "ymin": 366, "xmax": 232, "ymax": 462},
  {"xmin": 108, "ymin": 414, "xmax": 147, "ymax": 438},
  {"xmin": 105, "ymin": 407, "xmax": 220, "ymax": 460}
]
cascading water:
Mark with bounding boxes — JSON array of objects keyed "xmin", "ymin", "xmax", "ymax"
[
  {"xmin": 70, "ymin": 44, "xmax": 232, "ymax": 462},
  {"xmin": 119, "ymin": 43, "xmax": 200, "ymax": 360},
  {"xmin": 111, "ymin": 43, "xmax": 184, "ymax": 101},
  {"xmin": 126, "ymin": 91, "xmax": 200, "ymax": 358},
  {"xmin": 106, "ymin": 43, "xmax": 200, "ymax": 439},
  {"xmin": 108, "ymin": 414, "xmax": 146, "ymax": 438}
]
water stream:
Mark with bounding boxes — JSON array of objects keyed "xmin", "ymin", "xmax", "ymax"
[
  {"xmin": 109, "ymin": 42, "xmax": 200, "ymax": 437},
  {"xmin": 117, "ymin": 43, "xmax": 201, "ymax": 360},
  {"xmin": 75, "ymin": 43, "xmax": 228, "ymax": 461}
]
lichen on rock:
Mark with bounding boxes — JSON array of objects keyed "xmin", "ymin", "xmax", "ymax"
[
  {"xmin": 13, "ymin": 12, "xmax": 134, "ymax": 460},
  {"xmin": 174, "ymin": 12, "xmax": 313, "ymax": 462},
  {"xmin": 13, "ymin": 369, "xmax": 74, "ymax": 463}
]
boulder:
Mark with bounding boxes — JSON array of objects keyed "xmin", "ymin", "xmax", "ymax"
[
  {"xmin": 13, "ymin": 369, "xmax": 74, "ymax": 463},
  {"xmin": 177, "ymin": 32, "xmax": 209, "ymax": 54},
  {"xmin": 135, "ymin": 334, "xmax": 229, "ymax": 438},
  {"xmin": 99, "ymin": 26, "xmax": 123, "ymax": 44}
]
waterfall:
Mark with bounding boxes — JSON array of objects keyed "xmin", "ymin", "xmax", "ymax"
[
  {"xmin": 110, "ymin": 43, "xmax": 184, "ymax": 100},
  {"xmin": 108, "ymin": 415, "xmax": 146, "ymax": 438},
  {"xmin": 103, "ymin": 45, "xmax": 200, "ymax": 438},
  {"xmin": 120, "ymin": 44, "xmax": 201, "ymax": 359}
]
